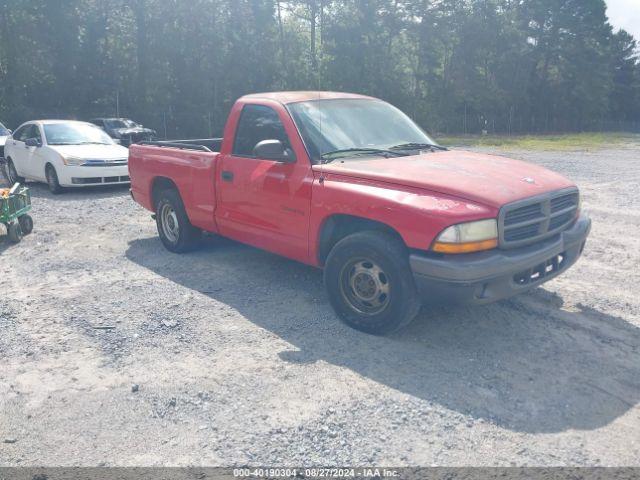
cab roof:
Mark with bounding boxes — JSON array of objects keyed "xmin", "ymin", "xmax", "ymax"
[{"xmin": 239, "ymin": 91, "xmax": 377, "ymax": 105}]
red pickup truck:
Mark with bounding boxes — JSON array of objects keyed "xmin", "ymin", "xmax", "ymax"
[{"xmin": 129, "ymin": 92, "xmax": 591, "ymax": 334}]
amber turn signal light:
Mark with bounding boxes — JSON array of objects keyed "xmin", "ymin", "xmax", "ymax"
[{"xmin": 432, "ymin": 238, "xmax": 498, "ymax": 254}]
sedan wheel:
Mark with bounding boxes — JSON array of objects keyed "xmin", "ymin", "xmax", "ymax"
[
  {"xmin": 46, "ymin": 165, "xmax": 63, "ymax": 194},
  {"xmin": 6, "ymin": 159, "xmax": 24, "ymax": 185}
]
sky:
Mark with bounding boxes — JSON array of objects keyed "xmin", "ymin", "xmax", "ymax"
[{"xmin": 606, "ymin": 0, "xmax": 640, "ymax": 41}]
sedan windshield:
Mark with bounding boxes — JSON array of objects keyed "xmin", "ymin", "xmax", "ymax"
[
  {"xmin": 0, "ymin": 122, "xmax": 9, "ymax": 135},
  {"xmin": 44, "ymin": 123, "xmax": 114, "ymax": 145},
  {"xmin": 288, "ymin": 99, "xmax": 439, "ymax": 163}
]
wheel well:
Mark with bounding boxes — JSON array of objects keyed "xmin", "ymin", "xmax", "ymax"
[
  {"xmin": 317, "ymin": 214, "xmax": 406, "ymax": 265},
  {"xmin": 151, "ymin": 177, "xmax": 179, "ymax": 210}
]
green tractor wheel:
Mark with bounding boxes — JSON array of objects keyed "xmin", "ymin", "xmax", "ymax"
[
  {"xmin": 7, "ymin": 222, "xmax": 23, "ymax": 243},
  {"xmin": 18, "ymin": 214, "xmax": 33, "ymax": 235}
]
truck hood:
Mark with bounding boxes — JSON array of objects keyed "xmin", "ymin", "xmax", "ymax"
[
  {"xmin": 0, "ymin": 135, "xmax": 8, "ymax": 147},
  {"xmin": 49, "ymin": 143, "xmax": 130, "ymax": 160},
  {"xmin": 315, "ymin": 150, "xmax": 575, "ymax": 208}
]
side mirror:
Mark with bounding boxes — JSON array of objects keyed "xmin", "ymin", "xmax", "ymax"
[
  {"xmin": 25, "ymin": 138, "xmax": 41, "ymax": 147},
  {"xmin": 253, "ymin": 139, "xmax": 296, "ymax": 163}
]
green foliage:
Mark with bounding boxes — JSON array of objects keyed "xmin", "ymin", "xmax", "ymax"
[
  {"xmin": 439, "ymin": 132, "xmax": 640, "ymax": 150},
  {"xmin": 0, "ymin": 0, "xmax": 638, "ymax": 137}
]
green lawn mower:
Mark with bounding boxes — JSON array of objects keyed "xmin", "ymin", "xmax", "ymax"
[{"xmin": 1, "ymin": 183, "xmax": 33, "ymax": 243}]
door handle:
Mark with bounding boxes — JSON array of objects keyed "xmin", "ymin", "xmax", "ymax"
[{"xmin": 221, "ymin": 171, "xmax": 234, "ymax": 182}]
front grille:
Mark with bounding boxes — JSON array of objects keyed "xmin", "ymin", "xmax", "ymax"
[
  {"xmin": 499, "ymin": 188, "xmax": 579, "ymax": 249},
  {"xmin": 83, "ymin": 159, "xmax": 128, "ymax": 167},
  {"xmin": 72, "ymin": 176, "xmax": 131, "ymax": 185},
  {"xmin": 122, "ymin": 132, "xmax": 153, "ymax": 146}
]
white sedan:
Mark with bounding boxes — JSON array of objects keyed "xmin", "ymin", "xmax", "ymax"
[{"xmin": 4, "ymin": 120, "xmax": 131, "ymax": 194}]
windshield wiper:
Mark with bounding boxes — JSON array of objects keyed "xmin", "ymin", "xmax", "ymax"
[
  {"xmin": 321, "ymin": 148, "xmax": 404, "ymax": 164},
  {"xmin": 389, "ymin": 142, "xmax": 448, "ymax": 151}
]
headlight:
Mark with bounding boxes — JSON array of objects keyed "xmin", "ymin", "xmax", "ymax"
[
  {"xmin": 432, "ymin": 219, "xmax": 498, "ymax": 254},
  {"xmin": 61, "ymin": 155, "xmax": 86, "ymax": 166}
]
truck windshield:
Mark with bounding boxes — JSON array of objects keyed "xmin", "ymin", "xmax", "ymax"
[
  {"xmin": 0, "ymin": 122, "xmax": 9, "ymax": 135},
  {"xmin": 288, "ymin": 99, "xmax": 439, "ymax": 163}
]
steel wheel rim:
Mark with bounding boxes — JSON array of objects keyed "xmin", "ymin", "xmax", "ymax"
[
  {"xmin": 160, "ymin": 204, "xmax": 180, "ymax": 244},
  {"xmin": 339, "ymin": 258, "xmax": 391, "ymax": 316}
]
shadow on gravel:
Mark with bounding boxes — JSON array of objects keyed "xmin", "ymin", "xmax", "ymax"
[
  {"xmin": 22, "ymin": 182, "xmax": 130, "ymax": 201},
  {"xmin": 126, "ymin": 235, "xmax": 640, "ymax": 435},
  {"xmin": 0, "ymin": 236, "xmax": 14, "ymax": 255}
]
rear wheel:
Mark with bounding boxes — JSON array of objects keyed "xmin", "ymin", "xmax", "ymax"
[
  {"xmin": 5, "ymin": 158, "xmax": 25, "ymax": 185},
  {"xmin": 155, "ymin": 189, "xmax": 201, "ymax": 253},
  {"xmin": 18, "ymin": 214, "xmax": 33, "ymax": 235},
  {"xmin": 7, "ymin": 222, "xmax": 23, "ymax": 243},
  {"xmin": 45, "ymin": 164, "xmax": 63, "ymax": 194},
  {"xmin": 324, "ymin": 231, "xmax": 420, "ymax": 335}
]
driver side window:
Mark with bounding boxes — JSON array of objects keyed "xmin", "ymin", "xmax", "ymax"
[
  {"xmin": 232, "ymin": 104, "xmax": 290, "ymax": 157},
  {"xmin": 30, "ymin": 125, "xmax": 42, "ymax": 143},
  {"xmin": 13, "ymin": 125, "xmax": 31, "ymax": 142}
]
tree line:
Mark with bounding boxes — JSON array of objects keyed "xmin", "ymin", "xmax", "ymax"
[{"xmin": 0, "ymin": 0, "xmax": 639, "ymax": 138}]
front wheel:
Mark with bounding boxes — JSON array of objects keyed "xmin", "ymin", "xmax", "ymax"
[
  {"xmin": 5, "ymin": 159, "xmax": 25, "ymax": 185},
  {"xmin": 324, "ymin": 231, "xmax": 420, "ymax": 335},
  {"xmin": 155, "ymin": 189, "xmax": 201, "ymax": 253},
  {"xmin": 45, "ymin": 164, "xmax": 63, "ymax": 194}
]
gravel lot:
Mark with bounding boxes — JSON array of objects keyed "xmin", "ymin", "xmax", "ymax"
[{"xmin": 1, "ymin": 141, "xmax": 639, "ymax": 467}]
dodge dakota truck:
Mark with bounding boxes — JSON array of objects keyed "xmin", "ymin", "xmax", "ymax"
[{"xmin": 129, "ymin": 92, "xmax": 591, "ymax": 334}]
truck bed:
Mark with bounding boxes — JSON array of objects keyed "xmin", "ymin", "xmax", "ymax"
[{"xmin": 128, "ymin": 141, "xmax": 221, "ymax": 232}]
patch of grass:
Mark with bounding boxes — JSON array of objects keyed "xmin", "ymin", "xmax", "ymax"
[{"xmin": 437, "ymin": 132, "xmax": 640, "ymax": 150}]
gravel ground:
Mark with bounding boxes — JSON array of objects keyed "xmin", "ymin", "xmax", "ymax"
[{"xmin": 1, "ymin": 142, "xmax": 639, "ymax": 467}]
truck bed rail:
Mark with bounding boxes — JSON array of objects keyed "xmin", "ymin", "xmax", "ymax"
[{"xmin": 138, "ymin": 139, "xmax": 222, "ymax": 153}]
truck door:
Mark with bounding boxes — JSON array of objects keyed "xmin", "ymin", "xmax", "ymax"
[{"xmin": 216, "ymin": 103, "xmax": 313, "ymax": 263}]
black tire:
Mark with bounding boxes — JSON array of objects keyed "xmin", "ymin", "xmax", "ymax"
[
  {"xmin": 18, "ymin": 214, "xmax": 34, "ymax": 235},
  {"xmin": 45, "ymin": 164, "xmax": 63, "ymax": 194},
  {"xmin": 324, "ymin": 231, "xmax": 420, "ymax": 335},
  {"xmin": 7, "ymin": 222, "xmax": 23, "ymax": 243},
  {"xmin": 155, "ymin": 188, "xmax": 201, "ymax": 253},
  {"xmin": 5, "ymin": 158, "xmax": 25, "ymax": 185}
]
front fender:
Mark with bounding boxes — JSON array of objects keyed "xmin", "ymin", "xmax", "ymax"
[{"xmin": 309, "ymin": 174, "xmax": 498, "ymax": 263}]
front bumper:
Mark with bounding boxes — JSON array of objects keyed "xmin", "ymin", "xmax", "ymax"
[
  {"xmin": 410, "ymin": 214, "xmax": 591, "ymax": 305},
  {"xmin": 57, "ymin": 164, "xmax": 130, "ymax": 187}
]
